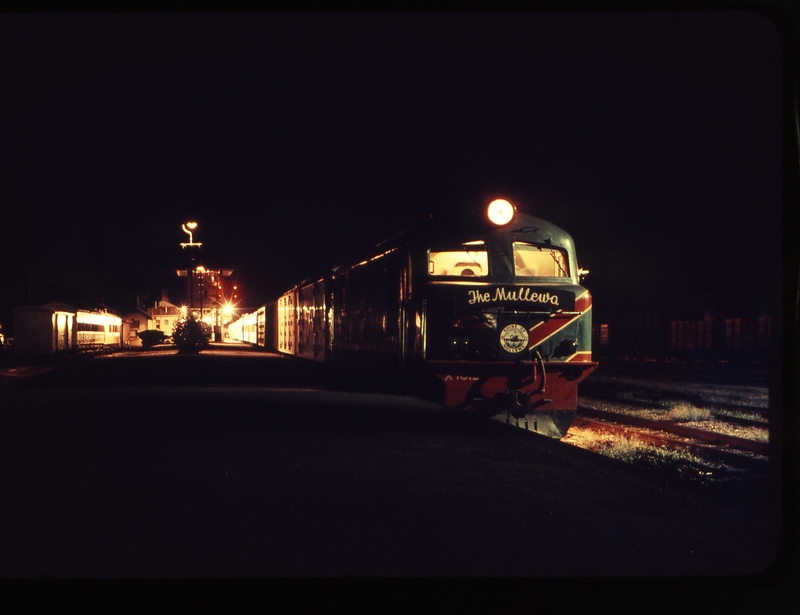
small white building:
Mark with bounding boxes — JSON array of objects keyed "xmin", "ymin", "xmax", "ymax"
[
  {"xmin": 147, "ymin": 300, "xmax": 184, "ymax": 338},
  {"xmin": 121, "ymin": 308, "xmax": 153, "ymax": 348}
]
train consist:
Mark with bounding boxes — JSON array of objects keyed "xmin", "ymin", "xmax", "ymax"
[
  {"xmin": 12, "ymin": 302, "xmax": 122, "ymax": 355},
  {"xmin": 229, "ymin": 198, "xmax": 597, "ymax": 438},
  {"xmin": 593, "ymin": 308, "xmax": 774, "ymax": 365}
]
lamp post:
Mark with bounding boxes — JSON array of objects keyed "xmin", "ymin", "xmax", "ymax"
[
  {"xmin": 220, "ymin": 300, "xmax": 235, "ymax": 342},
  {"xmin": 180, "ymin": 221, "xmax": 202, "ymax": 314},
  {"xmin": 181, "ymin": 221, "xmax": 200, "ymax": 247}
]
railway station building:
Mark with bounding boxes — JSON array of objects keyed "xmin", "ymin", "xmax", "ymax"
[{"xmin": 176, "ymin": 264, "xmax": 235, "ymax": 341}]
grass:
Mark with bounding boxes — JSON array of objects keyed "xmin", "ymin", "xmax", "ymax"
[
  {"xmin": 568, "ymin": 432, "xmax": 724, "ymax": 480},
  {"xmin": 596, "ymin": 434, "xmax": 696, "ymax": 464},
  {"xmin": 751, "ymin": 430, "xmax": 770, "ymax": 443},
  {"xmin": 590, "ymin": 434, "xmax": 721, "ymax": 480},
  {"xmin": 665, "ymin": 402, "xmax": 712, "ymax": 422}
]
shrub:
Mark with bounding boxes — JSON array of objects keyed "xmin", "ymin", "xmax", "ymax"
[
  {"xmin": 172, "ymin": 316, "xmax": 211, "ymax": 353},
  {"xmin": 137, "ymin": 329, "xmax": 167, "ymax": 349}
]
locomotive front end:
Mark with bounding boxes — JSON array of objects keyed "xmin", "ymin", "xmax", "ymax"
[{"xmin": 422, "ymin": 199, "xmax": 597, "ymax": 437}]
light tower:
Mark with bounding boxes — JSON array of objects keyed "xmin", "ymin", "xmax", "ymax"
[{"xmin": 178, "ymin": 221, "xmax": 202, "ymax": 314}]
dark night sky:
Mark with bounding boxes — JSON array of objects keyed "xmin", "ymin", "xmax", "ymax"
[{"xmin": 0, "ymin": 11, "xmax": 786, "ymax": 329}]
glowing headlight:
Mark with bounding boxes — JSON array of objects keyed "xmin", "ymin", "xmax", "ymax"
[{"xmin": 487, "ymin": 199, "xmax": 515, "ymax": 226}]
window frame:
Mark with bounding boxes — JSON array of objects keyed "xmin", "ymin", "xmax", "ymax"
[
  {"xmin": 511, "ymin": 241, "xmax": 570, "ymax": 279},
  {"xmin": 428, "ymin": 241, "xmax": 490, "ymax": 278}
]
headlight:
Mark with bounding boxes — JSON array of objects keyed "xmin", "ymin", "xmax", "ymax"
[{"xmin": 487, "ymin": 199, "xmax": 515, "ymax": 226}]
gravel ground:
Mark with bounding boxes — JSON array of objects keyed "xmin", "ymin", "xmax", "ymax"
[
  {"xmin": 0, "ymin": 349, "xmax": 786, "ymax": 582},
  {"xmin": 564, "ymin": 361, "xmax": 773, "ymax": 484},
  {"xmin": 0, "ymin": 363, "xmax": 55, "ymax": 386}
]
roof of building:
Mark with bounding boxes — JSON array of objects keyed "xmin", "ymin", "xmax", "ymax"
[{"xmin": 122, "ymin": 308, "xmax": 153, "ymax": 320}]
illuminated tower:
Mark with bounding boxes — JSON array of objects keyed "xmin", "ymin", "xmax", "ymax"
[{"xmin": 176, "ymin": 265, "xmax": 234, "ymax": 340}]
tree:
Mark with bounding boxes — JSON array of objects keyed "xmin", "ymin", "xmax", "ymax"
[{"xmin": 172, "ymin": 315, "xmax": 211, "ymax": 353}]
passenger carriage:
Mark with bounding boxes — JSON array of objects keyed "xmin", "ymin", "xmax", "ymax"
[{"xmin": 230, "ymin": 198, "xmax": 597, "ymax": 437}]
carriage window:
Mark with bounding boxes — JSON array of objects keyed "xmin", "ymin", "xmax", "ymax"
[
  {"xmin": 513, "ymin": 242, "xmax": 569, "ymax": 277},
  {"xmin": 429, "ymin": 242, "xmax": 488, "ymax": 277}
]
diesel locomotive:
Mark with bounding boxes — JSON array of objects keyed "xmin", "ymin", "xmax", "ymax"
[{"xmin": 230, "ymin": 198, "xmax": 597, "ymax": 438}]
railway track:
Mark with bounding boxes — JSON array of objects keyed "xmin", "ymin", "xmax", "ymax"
[
  {"xmin": 573, "ymin": 406, "xmax": 769, "ymax": 470},
  {"xmin": 578, "ymin": 388, "xmax": 769, "ymax": 419},
  {"xmin": 589, "ymin": 361, "xmax": 769, "ymax": 388},
  {"xmin": 576, "ymin": 406, "xmax": 769, "ymax": 453},
  {"xmin": 572, "ymin": 367, "xmax": 771, "ymax": 475}
]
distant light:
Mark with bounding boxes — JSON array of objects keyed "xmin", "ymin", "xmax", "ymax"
[
  {"xmin": 185, "ymin": 221, "xmax": 198, "ymax": 230},
  {"xmin": 222, "ymin": 303, "xmax": 234, "ymax": 317},
  {"xmin": 487, "ymin": 199, "xmax": 515, "ymax": 226}
]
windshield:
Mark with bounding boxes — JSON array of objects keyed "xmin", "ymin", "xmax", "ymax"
[
  {"xmin": 513, "ymin": 242, "xmax": 569, "ymax": 277},
  {"xmin": 429, "ymin": 242, "xmax": 488, "ymax": 277}
]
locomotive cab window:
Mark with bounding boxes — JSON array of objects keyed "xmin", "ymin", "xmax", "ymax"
[
  {"xmin": 512, "ymin": 242, "xmax": 569, "ymax": 277},
  {"xmin": 429, "ymin": 242, "xmax": 488, "ymax": 277}
]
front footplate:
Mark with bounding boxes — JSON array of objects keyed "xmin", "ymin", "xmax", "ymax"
[{"xmin": 491, "ymin": 410, "xmax": 576, "ymax": 439}]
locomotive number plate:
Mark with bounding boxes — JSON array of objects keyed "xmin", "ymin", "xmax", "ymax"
[{"xmin": 499, "ymin": 324, "xmax": 529, "ymax": 353}]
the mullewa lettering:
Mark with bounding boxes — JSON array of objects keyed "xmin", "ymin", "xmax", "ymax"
[{"xmin": 467, "ymin": 287, "xmax": 560, "ymax": 306}]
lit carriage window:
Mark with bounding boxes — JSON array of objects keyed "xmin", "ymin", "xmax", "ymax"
[
  {"xmin": 512, "ymin": 242, "xmax": 569, "ymax": 277},
  {"xmin": 429, "ymin": 242, "xmax": 488, "ymax": 277}
]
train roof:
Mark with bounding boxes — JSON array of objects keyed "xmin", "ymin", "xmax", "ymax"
[
  {"xmin": 12, "ymin": 302, "xmax": 122, "ymax": 318},
  {"xmin": 300, "ymin": 201, "xmax": 579, "ymax": 284},
  {"xmin": 13, "ymin": 301, "xmax": 76, "ymax": 314},
  {"xmin": 371, "ymin": 209, "xmax": 576, "ymax": 254}
]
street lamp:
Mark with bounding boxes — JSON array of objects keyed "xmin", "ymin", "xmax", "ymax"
[
  {"xmin": 180, "ymin": 221, "xmax": 202, "ymax": 248},
  {"xmin": 218, "ymin": 301, "xmax": 235, "ymax": 341},
  {"xmin": 179, "ymin": 221, "xmax": 202, "ymax": 314}
]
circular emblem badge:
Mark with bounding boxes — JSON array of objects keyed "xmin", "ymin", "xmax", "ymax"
[{"xmin": 499, "ymin": 324, "xmax": 529, "ymax": 353}]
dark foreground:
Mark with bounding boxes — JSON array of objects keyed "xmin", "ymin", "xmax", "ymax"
[{"xmin": 0, "ymin": 346, "xmax": 783, "ymax": 580}]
